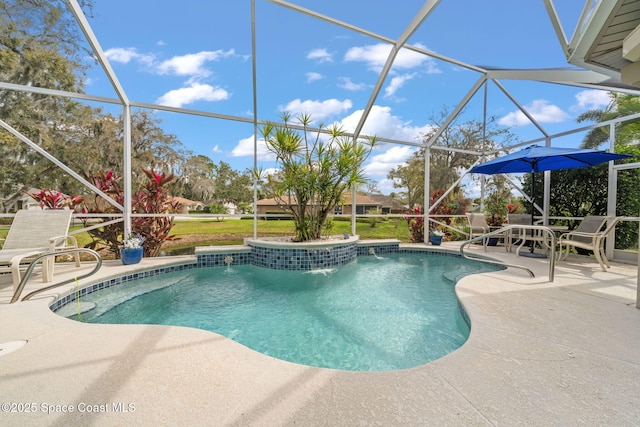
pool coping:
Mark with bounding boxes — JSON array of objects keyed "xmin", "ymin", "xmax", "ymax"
[{"xmin": 0, "ymin": 242, "xmax": 638, "ymax": 425}]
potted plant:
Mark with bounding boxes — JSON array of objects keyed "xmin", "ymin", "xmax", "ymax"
[
  {"xmin": 429, "ymin": 228, "xmax": 444, "ymax": 246},
  {"xmin": 120, "ymin": 233, "xmax": 145, "ymax": 265}
]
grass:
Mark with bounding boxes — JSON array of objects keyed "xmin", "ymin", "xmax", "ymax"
[
  {"xmin": 165, "ymin": 217, "xmax": 413, "ymax": 251},
  {"xmin": 0, "ymin": 217, "xmax": 413, "ymax": 256}
]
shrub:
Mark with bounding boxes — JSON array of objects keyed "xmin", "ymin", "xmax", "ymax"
[
  {"xmin": 404, "ymin": 206, "xmax": 424, "ymax": 243},
  {"xmin": 30, "ymin": 170, "xmax": 180, "ymax": 258},
  {"xmin": 259, "ymin": 113, "xmax": 377, "ymax": 241}
]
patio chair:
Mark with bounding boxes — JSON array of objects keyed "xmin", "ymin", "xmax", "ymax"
[
  {"xmin": 506, "ymin": 214, "xmax": 551, "ymax": 255},
  {"xmin": 467, "ymin": 213, "xmax": 506, "ymax": 250},
  {"xmin": 557, "ymin": 216, "xmax": 617, "ymax": 271},
  {"xmin": 0, "ymin": 209, "xmax": 80, "ymax": 290}
]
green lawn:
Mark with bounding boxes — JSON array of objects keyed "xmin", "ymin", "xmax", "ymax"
[
  {"xmin": 0, "ymin": 217, "xmax": 413, "ymax": 254},
  {"xmin": 166, "ymin": 217, "xmax": 413, "ymax": 250}
]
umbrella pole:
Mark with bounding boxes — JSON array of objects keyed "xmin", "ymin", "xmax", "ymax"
[
  {"xmin": 521, "ymin": 170, "xmax": 546, "ymax": 258},
  {"xmin": 530, "ymin": 171, "xmax": 535, "ymax": 253}
]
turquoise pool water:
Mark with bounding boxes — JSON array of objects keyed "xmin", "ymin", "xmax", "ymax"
[{"xmin": 65, "ymin": 253, "xmax": 498, "ymax": 371}]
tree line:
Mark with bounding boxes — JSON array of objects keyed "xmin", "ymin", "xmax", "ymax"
[
  {"xmin": 385, "ymin": 96, "xmax": 640, "ymax": 249},
  {"xmin": 0, "ymin": 0, "xmax": 255, "ymax": 212}
]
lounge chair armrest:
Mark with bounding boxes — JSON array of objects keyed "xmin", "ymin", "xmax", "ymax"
[
  {"xmin": 562, "ymin": 231, "xmax": 598, "ymax": 238},
  {"xmin": 558, "ymin": 231, "xmax": 601, "ymax": 245},
  {"xmin": 49, "ymin": 235, "xmax": 78, "ymax": 249}
]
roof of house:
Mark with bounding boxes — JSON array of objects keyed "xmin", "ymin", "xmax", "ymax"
[
  {"xmin": 256, "ymin": 196, "xmax": 297, "ymax": 206},
  {"xmin": 341, "ymin": 192, "xmax": 381, "ymax": 206},
  {"xmin": 257, "ymin": 192, "xmax": 382, "ymax": 206},
  {"xmin": 368, "ymin": 194, "xmax": 405, "ymax": 210},
  {"xmin": 172, "ymin": 197, "xmax": 203, "ymax": 206}
]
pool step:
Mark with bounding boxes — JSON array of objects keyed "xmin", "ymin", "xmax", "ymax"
[
  {"xmin": 56, "ymin": 301, "xmax": 97, "ymax": 318},
  {"xmin": 442, "ymin": 266, "xmax": 479, "ymax": 283}
]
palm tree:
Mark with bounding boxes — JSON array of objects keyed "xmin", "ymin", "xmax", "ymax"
[{"xmin": 577, "ymin": 93, "xmax": 640, "ymax": 148}]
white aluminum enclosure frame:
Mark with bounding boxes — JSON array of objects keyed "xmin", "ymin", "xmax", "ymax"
[{"xmin": 0, "ymin": 0, "xmax": 639, "ymax": 266}]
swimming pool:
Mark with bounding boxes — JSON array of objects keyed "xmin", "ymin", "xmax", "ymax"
[{"xmin": 56, "ymin": 252, "xmax": 499, "ymax": 371}]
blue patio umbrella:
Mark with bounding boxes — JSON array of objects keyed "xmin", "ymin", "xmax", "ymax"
[
  {"xmin": 469, "ymin": 144, "xmax": 630, "ymax": 175},
  {"xmin": 470, "ymin": 144, "xmax": 631, "ymax": 253}
]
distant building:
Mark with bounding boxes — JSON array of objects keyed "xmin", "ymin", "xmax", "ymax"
[
  {"xmin": 335, "ymin": 192, "xmax": 382, "ymax": 215},
  {"xmin": 256, "ymin": 192, "xmax": 381, "ymax": 215},
  {"xmin": 172, "ymin": 197, "xmax": 205, "ymax": 214},
  {"xmin": 368, "ymin": 194, "xmax": 406, "ymax": 214}
]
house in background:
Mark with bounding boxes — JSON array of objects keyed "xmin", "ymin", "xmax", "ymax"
[
  {"xmin": 368, "ymin": 194, "xmax": 406, "ymax": 214},
  {"xmin": 222, "ymin": 202, "xmax": 237, "ymax": 215},
  {"xmin": 5, "ymin": 188, "xmax": 64, "ymax": 212},
  {"xmin": 16, "ymin": 189, "xmax": 41, "ymax": 211},
  {"xmin": 256, "ymin": 192, "xmax": 382, "ymax": 215},
  {"xmin": 172, "ymin": 197, "xmax": 205, "ymax": 214},
  {"xmin": 256, "ymin": 195, "xmax": 300, "ymax": 215},
  {"xmin": 335, "ymin": 192, "xmax": 381, "ymax": 215}
]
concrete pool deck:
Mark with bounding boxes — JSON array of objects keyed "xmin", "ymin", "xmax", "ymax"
[{"xmin": 0, "ymin": 243, "xmax": 638, "ymax": 426}]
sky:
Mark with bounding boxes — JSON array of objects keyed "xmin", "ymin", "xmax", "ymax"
[{"xmin": 73, "ymin": 0, "xmax": 609, "ymax": 197}]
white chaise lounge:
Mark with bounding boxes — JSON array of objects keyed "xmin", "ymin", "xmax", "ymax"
[{"xmin": 0, "ymin": 209, "xmax": 80, "ymax": 290}]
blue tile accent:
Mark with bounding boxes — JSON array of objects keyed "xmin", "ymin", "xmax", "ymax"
[
  {"xmin": 51, "ymin": 242, "xmax": 502, "ymax": 316},
  {"xmin": 247, "ymin": 242, "xmax": 357, "ymax": 270},
  {"xmin": 197, "ymin": 251, "xmax": 252, "ymax": 268},
  {"xmin": 357, "ymin": 242, "xmax": 400, "ymax": 256}
]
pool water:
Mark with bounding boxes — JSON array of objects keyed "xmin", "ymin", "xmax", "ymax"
[{"xmin": 66, "ymin": 253, "xmax": 498, "ymax": 371}]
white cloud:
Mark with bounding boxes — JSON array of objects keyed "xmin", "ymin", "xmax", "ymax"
[
  {"xmin": 572, "ymin": 90, "xmax": 611, "ymax": 111},
  {"xmin": 338, "ymin": 77, "xmax": 367, "ymax": 91},
  {"xmin": 306, "ymin": 72, "xmax": 324, "ymax": 83},
  {"xmin": 364, "ymin": 145, "xmax": 416, "ymax": 177},
  {"xmin": 230, "ymin": 135, "xmax": 275, "ymax": 161},
  {"xmin": 344, "ymin": 42, "xmax": 439, "ymax": 73},
  {"xmin": 258, "ymin": 168, "xmax": 280, "ymax": 180},
  {"xmin": 498, "ymin": 99, "xmax": 570, "ymax": 127},
  {"xmin": 376, "ymin": 178, "xmax": 401, "ymax": 195},
  {"xmin": 212, "ymin": 145, "xmax": 222, "ymax": 153},
  {"xmin": 339, "ymin": 105, "xmax": 432, "ymax": 141},
  {"xmin": 307, "ymin": 48, "xmax": 333, "ymax": 63},
  {"xmin": 385, "ymin": 73, "xmax": 417, "ymax": 98},
  {"xmin": 280, "ymin": 98, "xmax": 353, "ymax": 121},
  {"xmin": 157, "ymin": 49, "xmax": 235, "ymax": 77},
  {"xmin": 157, "ymin": 40, "xmax": 166, "ymax": 46},
  {"xmin": 156, "ymin": 83, "xmax": 230, "ymax": 108},
  {"xmin": 104, "ymin": 47, "xmax": 153, "ymax": 65},
  {"xmin": 228, "ymin": 105, "xmax": 437, "ymax": 195}
]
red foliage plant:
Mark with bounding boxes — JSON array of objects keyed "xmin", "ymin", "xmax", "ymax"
[
  {"xmin": 404, "ymin": 205, "xmax": 424, "ymax": 243},
  {"xmin": 28, "ymin": 169, "xmax": 180, "ymax": 258},
  {"xmin": 27, "ymin": 189, "xmax": 85, "ymax": 212},
  {"xmin": 404, "ymin": 189, "xmax": 468, "ymax": 243}
]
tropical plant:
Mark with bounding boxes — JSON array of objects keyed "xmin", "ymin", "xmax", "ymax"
[
  {"xmin": 577, "ymin": 93, "xmax": 640, "ymax": 149},
  {"xmin": 132, "ymin": 169, "xmax": 180, "ymax": 256},
  {"xmin": 26, "ymin": 189, "xmax": 85, "ymax": 212},
  {"xmin": 404, "ymin": 189, "xmax": 468, "ymax": 243},
  {"xmin": 30, "ymin": 169, "xmax": 180, "ymax": 257},
  {"xmin": 259, "ymin": 113, "xmax": 377, "ymax": 242},
  {"xmin": 404, "ymin": 206, "xmax": 425, "ymax": 243},
  {"xmin": 429, "ymin": 188, "xmax": 467, "ymax": 226},
  {"xmin": 484, "ymin": 175, "xmax": 512, "ymax": 226}
]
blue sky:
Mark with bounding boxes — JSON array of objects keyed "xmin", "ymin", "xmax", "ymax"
[{"xmin": 78, "ymin": 0, "xmax": 608, "ymax": 196}]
